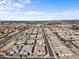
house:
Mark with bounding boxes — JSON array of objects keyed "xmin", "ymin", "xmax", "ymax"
[
  {"xmin": 19, "ymin": 45, "xmax": 33, "ymax": 56},
  {"xmin": 33, "ymin": 45, "xmax": 46, "ymax": 56}
]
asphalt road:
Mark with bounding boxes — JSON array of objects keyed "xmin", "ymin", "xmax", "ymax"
[
  {"xmin": 0, "ymin": 57, "xmax": 55, "ymax": 59},
  {"xmin": 42, "ymin": 28, "xmax": 55, "ymax": 59},
  {"xmin": 0, "ymin": 28, "xmax": 27, "ymax": 47},
  {"xmin": 69, "ymin": 41, "xmax": 79, "ymax": 50},
  {"xmin": 0, "ymin": 28, "xmax": 55, "ymax": 59}
]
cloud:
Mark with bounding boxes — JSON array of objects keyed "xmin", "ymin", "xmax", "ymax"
[
  {"xmin": 23, "ymin": 9, "xmax": 79, "ymax": 20},
  {"xmin": 0, "ymin": 11, "xmax": 9, "ymax": 14},
  {"xmin": 1, "ymin": 0, "xmax": 79, "ymax": 21},
  {"xmin": 0, "ymin": 0, "xmax": 32, "ymax": 20},
  {"xmin": 46, "ymin": 9, "xmax": 79, "ymax": 20},
  {"xmin": 19, "ymin": 0, "xmax": 32, "ymax": 3},
  {"xmin": 0, "ymin": 0, "xmax": 32, "ymax": 11},
  {"xmin": 0, "ymin": 8, "xmax": 79, "ymax": 21},
  {"xmin": 26, "ymin": 11, "xmax": 45, "ymax": 15}
]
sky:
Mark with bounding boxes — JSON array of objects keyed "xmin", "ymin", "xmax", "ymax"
[{"xmin": 0, "ymin": 0, "xmax": 79, "ymax": 21}]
